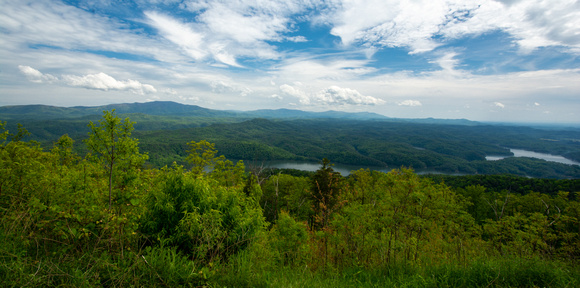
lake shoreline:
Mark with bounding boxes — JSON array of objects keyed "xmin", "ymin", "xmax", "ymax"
[{"xmin": 254, "ymin": 148, "xmax": 579, "ymax": 177}]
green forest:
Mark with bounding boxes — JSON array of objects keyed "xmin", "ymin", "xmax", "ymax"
[
  {"xmin": 133, "ymin": 118, "xmax": 580, "ymax": 179},
  {"xmin": 1, "ymin": 111, "xmax": 580, "ymax": 287},
  {"xmin": 4, "ymin": 101, "xmax": 580, "ymax": 179},
  {"xmin": 6, "ymin": 117, "xmax": 580, "ymax": 179}
]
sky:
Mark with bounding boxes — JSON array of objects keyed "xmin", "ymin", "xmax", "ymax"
[{"xmin": 1, "ymin": 0, "xmax": 579, "ymax": 123}]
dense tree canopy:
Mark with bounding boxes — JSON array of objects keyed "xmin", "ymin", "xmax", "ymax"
[{"xmin": 1, "ymin": 114, "xmax": 579, "ymax": 287}]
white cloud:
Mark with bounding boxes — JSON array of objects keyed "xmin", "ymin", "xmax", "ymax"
[
  {"xmin": 178, "ymin": 95, "xmax": 200, "ymax": 102},
  {"xmin": 145, "ymin": 11, "xmax": 207, "ymax": 60},
  {"xmin": 534, "ymin": 102, "xmax": 540, "ymax": 106},
  {"xmin": 164, "ymin": 88, "xmax": 178, "ymax": 95},
  {"xmin": 325, "ymin": 0, "xmax": 479, "ymax": 53},
  {"xmin": 280, "ymin": 84, "xmax": 310, "ymax": 104},
  {"xmin": 198, "ymin": 3, "xmax": 287, "ymax": 44},
  {"xmin": 18, "ymin": 65, "xmax": 57, "ymax": 83},
  {"xmin": 432, "ymin": 52, "xmax": 461, "ymax": 72},
  {"xmin": 280, "ymin": 84, "xmax": 384, "ymax": 106},
  {"xmin": 144, "ymin": 0, "xmax": 320, "ymax": 66},
  {"xmin": 61, "ymin": 73, "xmax": 157, "ymax": 95},
  {"xmin": 315, "ymin": 86, "xmax": 385, "ymax": 105},
  {"xmin": 1, "ymin": 0, "xmax": 174, "ymax": 62},
  {"xmin": 285, "ymin": 36, "xmax": 308, "ymax": 43},
  {"xmin": 144, "ymin": 9, "xmax": 282, "ymax": 66},
  {"xmin": 322, "ymin": 0, "xmax": 580, "ymax": 54},
  {"xmin": 271, "ymin": 94, "xmax": 283, "ymax": 101},
  {"xmin": 440, "ymin": 0, "xmax": 580, "ymax": 53},
  {"xmin": 211, "ymin": 80, "xmax": 253, "ymax": 97},
  {"xmin": 494, "ymin": 102, "xmax": 505, "ymax": 108},
  {"xmin": 398, "ymin": 100, "xmax": 422, "ymax": 107},
  {"xmin": 19, "ymin": 65, "xmax": 157, "ymax": 95},
  {"xmin": 277, "ymin": 58, "xmax": 377, "ymax": 83}
]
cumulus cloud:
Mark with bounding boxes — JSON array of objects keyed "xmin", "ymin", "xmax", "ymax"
[
  {"xmin": 315, "ymin": 86, "xmax": 385, "ymax": 105},
  {"xmin": 18, "ymin": 65, "xmax": 57, "ymax": 83},
  {"xmin": 280, "ymin": 84, "xmax": 310, "ymax": 104},
  {"xmin": 398, "ymin": 100, "xmax": 422, "ymax": 107},
  {"xmin": 280, "ymin": 84, "xmax": 384, "ymax": 106},
  {"xmin": 270, "ymin": 94, "xmax": 283, "ymax": 101},
  {"xmin": 211, "ymin": 80, "xmax": 252, "ymax": 97},
  {"xmin": 61, "ymin": 73, "xmax": 157, "ymax": 95},
  {"xmin": 19, "ymin": 65, "xmax": 156, "ymax": 95},
  {"xmin": 494, "ymin": 102, "xmax": 506, "ymax": 108}
]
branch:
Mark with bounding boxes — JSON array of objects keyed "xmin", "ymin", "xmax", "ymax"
[
  {"xmin": 499, "ymin": 191, "xmax": 510, "ymax": 220},
  {"xmin": 547, "ymin": 205, "xmax": 561, "ymax": 227}
]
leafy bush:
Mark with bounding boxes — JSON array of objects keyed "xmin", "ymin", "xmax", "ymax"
[
  {"xmin": 268, "ymin": 211, "xmax": 309, "ymax": 265},
  {"xmin": 140, "ymin": 164, "xmax": 266, "ymax": 263}
]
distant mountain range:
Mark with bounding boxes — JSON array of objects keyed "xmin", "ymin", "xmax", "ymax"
[
  {"xmin": 0, "ymin": 101, "xmax": 232, "ymax": 119},
  {"xmin": 0, "ymin": 101, "xmax": 478, "ymax": 125},
  {"xmin": 241, "ymin": 108, "xmax": 391, "ymax": 120}
]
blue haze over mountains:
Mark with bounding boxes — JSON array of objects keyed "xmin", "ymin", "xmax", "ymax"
[{"xmin": 1, "ymin": 101, "xmax": 483, "ymax": 125}]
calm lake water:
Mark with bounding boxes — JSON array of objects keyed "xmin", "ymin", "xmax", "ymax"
[
  {"xmin": 261, "ymin": 148, "xmax": 579, "ymax": 176},
  {"xmin": 486, "ymin": 149, "xmax": 580, "ymax": 166},
  {"xmin": 262, "ymin": 160, "xmax": 378, "ymax": 176},
  {"xmin": 262, "ymin": 161, "xmax": 464, "ymax": 176}
]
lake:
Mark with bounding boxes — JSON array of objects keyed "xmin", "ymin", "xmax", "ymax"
[
  {"xmin": 260, "ymin": 160, "xmax": 464, "ymax": 176},
  {"xmin": 261, "ymin": 160, "xmax": 379, "ymax": 176},
  {"xmin": 260, "ymin": 148, "xmax": 579, "ymax": 176},
  {"xmin": 485, "ymin": 149, "xmax": 580, "ymax": 166}
]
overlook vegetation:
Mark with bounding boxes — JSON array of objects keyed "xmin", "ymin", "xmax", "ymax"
[{"xmin": 1, "ymin": 110, "xmax": 579, "ymax": 287}]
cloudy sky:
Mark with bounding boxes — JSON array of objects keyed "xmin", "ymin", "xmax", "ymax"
[{"xmin": 1, "ymin": 0, "xmax": 579, "ymax": 123}]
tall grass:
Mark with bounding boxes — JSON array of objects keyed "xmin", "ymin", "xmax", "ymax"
[
  {"xmin": 213, "ymin": 253, "xmax": 580, "ymax": 288},
  {"xmin": 0, "ymin": 245, "xmax": 206, "ymax": 287}
]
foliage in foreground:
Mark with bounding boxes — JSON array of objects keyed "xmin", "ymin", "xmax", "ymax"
[{"xmin": 1, "ymin": 115, "xmax": 579, "ymax": 287}]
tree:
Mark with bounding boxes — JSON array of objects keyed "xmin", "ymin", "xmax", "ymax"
[
  {"xmin": 186, "ymin": 140, "xmax": 225, "ymax": 175},
  {"xmin": 0, "ymin": 121, "xmax": 8, "ymax": 146},
  {"xmin": 85, "ymin": 110, "xmax": 148, "ymax": 211},
  {"xmin": 311, "ymin": 158, "xmax": 343, "ymax": 230},
  {"xmin": 9, "ymin": 123, "xmax": 31, "ymax": 142},
  {"xmin": 52, "ymin": 134, "xmax": 76, "ymax": 165}
]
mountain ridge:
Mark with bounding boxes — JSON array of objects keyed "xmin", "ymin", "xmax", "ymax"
[{"xmin": 0, "ymin": 101, "xmax": 478, "ymax": 125}]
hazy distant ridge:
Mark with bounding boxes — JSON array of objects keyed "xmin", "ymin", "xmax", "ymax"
[
  {"xmin": 0, "ymin": 101, "xmax": 237, "ymax": 119},
  {"xmin": 1, "ymin": 101, "xmax": 387, "ymax": 121},
  {"xmin": 1, "ymin": 101, "xmax": 474, "ymax": 124},
  {"xmin": 238, "ymin": 108, "xmax": 389, "ymax": 120}
]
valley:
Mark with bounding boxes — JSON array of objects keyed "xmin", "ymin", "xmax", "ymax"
[{"xmin": 2, "ymin": 101, "xmax": 580, "ymax": 178}]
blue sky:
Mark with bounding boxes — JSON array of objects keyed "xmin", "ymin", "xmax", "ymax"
[{"xmin": 1, "ymin": 0, "xmax": 579, "ymax": 123}]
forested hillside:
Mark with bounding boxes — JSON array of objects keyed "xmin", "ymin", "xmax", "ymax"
[
  {"xmin": 5, "ymin": 102, "xmax": 580, "ymax": 179},
  {"xmin": 1, "ymin": 112, "xmax": 579, "ymax": 287},
  {"xmin": 135, "ymin": 118, "xmax": 580, "ymax": 178},
  {"xmin": 3, "ymin": 101, "xmax": 579, "ymax": 178}
]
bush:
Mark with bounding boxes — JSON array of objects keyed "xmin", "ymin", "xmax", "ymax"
[{"xmin": 140, "ymin": 164, "xmax": 266, "ymax": 263}]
